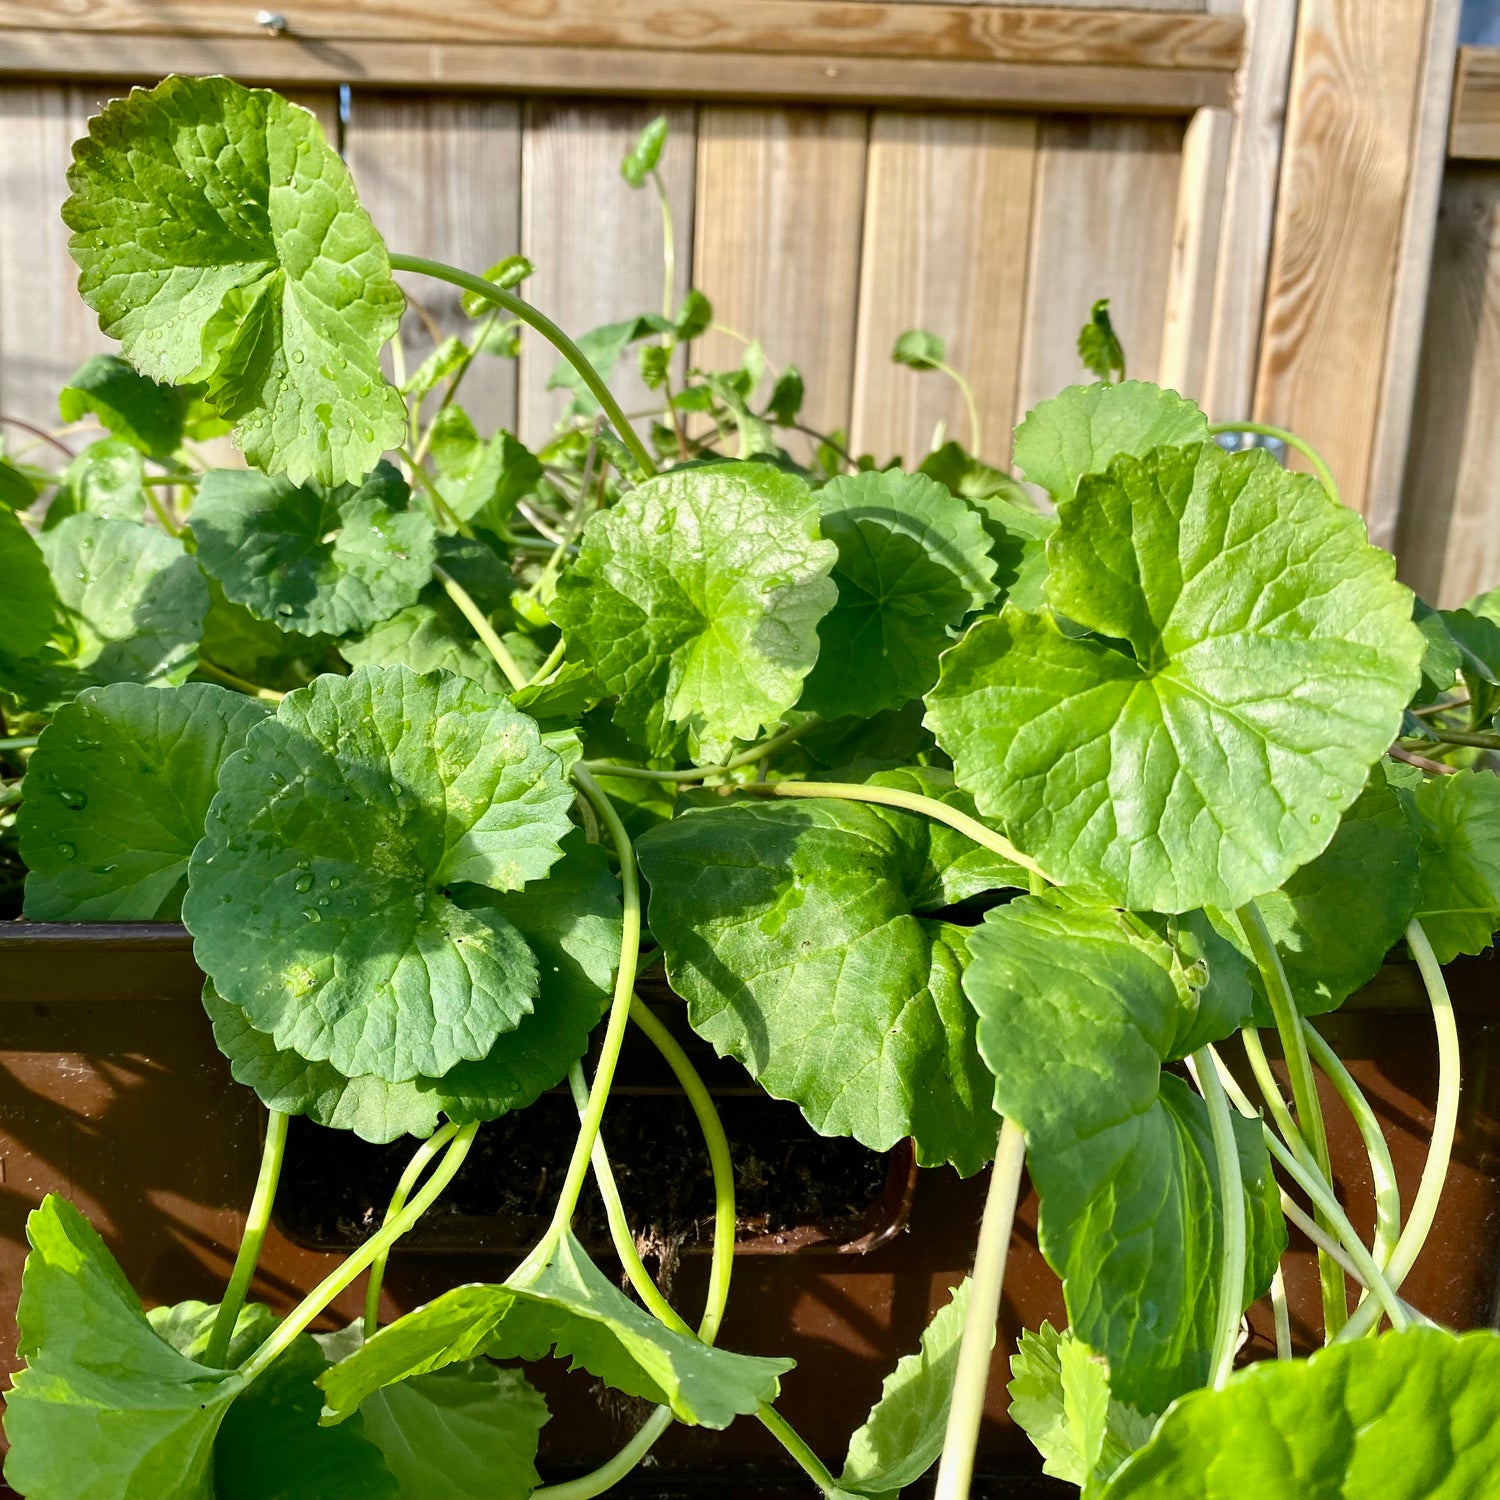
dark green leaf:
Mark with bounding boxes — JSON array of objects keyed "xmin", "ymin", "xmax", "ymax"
[
  {"xmin": 766, "ymin": 366, "xmax": 805, "ymax": 426},
  {"xmin": 1078, "ymin": 298, "xmax": 1126, "ymax": 384},
  {"xmin": 20, "ymin": 682, "xmax": 269, "ymax": 921},
  {"xmin": 0, "ymin": 505, "xmax": 58, "ymax": 670},
  {"xmin": 191, "ymin": 460, "xmax": 436, "ymax": 637},
  {"xmin": 63, "ymin": 76, "xmax": 406, "ymax": 486},
  {"xmin": 0, "ymin": 455, "xmax": 44, "ymax": 510},
  {"xmin": 1412, "ymin": 599, "xmax": 1462, "ymax": 703},
  {"xmin": 621, "ymin": 116, "xmax": 669, "ymax": 188},
  {"xmin": 675, "ymin": 288, "xmax": 713, "ymax": 341},
  {"xmin": 916, "ymin": 440, "xmax": 1027, "ymax": 505},
  {"xmin": 639, "ymin": 342, "xmax": 672, "ymax": 391},
  {"xmin": 58, "ymin": 353, "xmax": 190, "ymax": 460}
]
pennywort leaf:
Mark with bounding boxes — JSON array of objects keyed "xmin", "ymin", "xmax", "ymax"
[
  {"xmin": 621, "ymin": 115, "xmax": 669, "ymax": 188},
  {"xmin": 319, "ymin": 1230, "xmax": 792, "ymax": 1430},
  {"xmin": 183, "ymin": 665, "xmax": 575, "ymax": 1083},
  {"xmin": 550, "ymin": 461, "xmax": 837, "ymax": 762},
  {"xmin": 20, "ymin": 682, "xmax": 269, "ymax": 922},
  {"xmin": 191, "ymin": 460, "xmax": 436, "ymax": 637},
  {"xmin": 58, "ymin": 353, "xmax": 191, "ymax": 460},
  {"xmin": 892, "ymin": 329, "xmax": 946, "ymax": 371},
  {"xmin": 1078, "ymin": 298, "xmax": 1126, "ymax": 384},
  {"xmin": 926, "ymin": 441, "xmax": 1424, "ymax": 913},
  {"xmin": 63, "ymin": 75, "xmax": 406, "ymax": 486},
  {"xmin": 1403, "ymin": 767, "xmax": 1500, "ymax": 961},
  {"xmin": 44, "ymin": 438, "xmax": 146, "ymax": 526},
  {"xmin": 0, "ymin": 505, "xmax": 58, "ymax": 670}
]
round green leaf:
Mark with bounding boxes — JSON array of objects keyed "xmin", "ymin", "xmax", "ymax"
[
  {"xmin": 549, "ymin": 460, "xmax": 838, "ymax": 762},
  {"xmin": 20, "ymin": 682, "xmax": 269, "ymax": 922},
  {"xmin": 58, "ymin": 354, "xmax": 189, "ymax": 461},
  {"xmin": 184, "ymin": 665, "xmax": 576, "ymax": 1083},
  {"xmin": 191, "ymin": 460, "xmax": 435, "ymax": 637},
  {"xmin": 203, "ymin": 832, "xmax": 620, "ymax": 1141},
  {"xmin": 63, "ymin": 75, "xmax": 406, "ymax": 487},
  {"xmin": 926, "ymin": 443, "xmax": 1425, "ymax": 913},
  {"xmin": 43, "ymin": 438, "xmax": 146, "ymax": 527},
  {"xmin": 798, "ymin": 469, "xmax": 998, "ymax": 720},
  {"xmin": 1405, "ymin": 766, "xmax": 1500, "ymax": 961}
]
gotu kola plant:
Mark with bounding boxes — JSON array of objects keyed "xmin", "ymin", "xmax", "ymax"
[{"xmin": 0, "ymin": 75, "xmax": 1498, "ymax": 1500}]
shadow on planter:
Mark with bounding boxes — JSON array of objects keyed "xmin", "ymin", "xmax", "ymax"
[{"xmin": 0, "ymin": 923, "xmax": 1496, "ymax": 1496}]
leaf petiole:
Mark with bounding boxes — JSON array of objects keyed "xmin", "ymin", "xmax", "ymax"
[
  {"xmin": 434, "ymin": 564, "xmax": 530, "ymax": 692},
  {"xmin": 579, "ymin": 719, "xmax": 818, "ymax": 785},
  {"xmin": 1195, "ymin": 1046, "xmax": 1245, "ymax": 1389}
]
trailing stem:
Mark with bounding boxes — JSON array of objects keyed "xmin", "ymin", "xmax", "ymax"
[
  {"xmin": 206, "ymin": 1110, "xmax": 289, "ymax": 1367},
  {"xmin": 434, "ymin": 565, "xmax": 530, "ymax": 692},
  {"xmin": 239, "ymin": 1123, "xmax": 479, "ymax": 1386},
  {"xmin": 364, "ymin": 1123, "xmax": 460, "ymax": 1337},
  {"xmin": 1206, "ymin": 421, "xmax": 1341, "ymax": 507},
  {"xmin": 1337, "ymin": 918, "xmax": 1461, "ymax": 1341},
  {"xmin": 1195, "ymin": 1047, "xmax": 1245, "ymax": 1389},
  {"xmin": 388, "ymin": 253, "xmax": 658, "ymax": 479},
  {"xmin": 1235, "ymin": 900, "xmax": 1348, "ymax": 1336},
  {"xmin": 579, "ymin": 720, "xmax": 818, "ymax": 785},
  {"xmin": 934, "ymin": 1117, "xmax": 1027, "ymax": 1500}
]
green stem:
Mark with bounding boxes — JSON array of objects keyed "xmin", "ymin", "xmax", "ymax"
[
  {"xmin": 628, "ymin": 996, "xmax": 736, "ymax": 1344},
  {"xmin": 934, "ymin": 1116, "xmax": 1027, "ymax": 1500},
  {"xmin": 195, "ymin": 659, "xmax": 286, "ymax": 703},
  {"xmin": 206, "ymin": 1111, "xmax": 289, "ymax": 1367},
  {"xmin": 933, "ymin": 360, "xmax": 982, "ymax": 458},
  {"xmin": 364, "ymin": 1123, "xmax": 459, "ymax": 1337},
  {"xmin": 239, "ymin": 1123, "xmax": 478, "ymax": 1387},
  {"xmin": 1206, "ymin": 421, "xmax": 1340, "ymax": 507},
  {"xmin": 525, "ymin": 639, "xmax": 568, "ymax": 689},
  {"xmin": 401, "ymin": 447, "xmax": 474, "ymax": 538},
  {"xmin": 651, "ymin": 168, "xmax": 675, "ymax": 325},
  {"xmin": 0, "ymin": 737, "xmax": 38, "ymax": 752},
  {"xmin": 1337, "ymin": 919, "xmax": 1461, "ymax": 1342},
  {"xmin": 435, "ymin": 565, "xmax": 529, "ymax": 692},
  {"xmin": 580, "ymin": 720, "xmax": 818, "ymax": 785},
  {"xmin": 1416, "ymin": 727, "xmax": 1500, "ymax": 752},
  {"xmin": 1239, "ymin": 1026, "xmax": 1307, "ymax": 1159},
  {"xmin": 1302, "ymin": 1021, "xmax": 1401, "ymax": 1273},
  {"xmin": 543, "ymin": 768, "xmax": 642, "ymax": 1243},
  {"xmin": 389, "ymin": 253, "xmax": 658, "ymax": 478},
  {"xmin": 1236, "ymin": 900, "xmax": 1347, "ymax": 1337},
  {"xmin": 143, "ymin": 484, "xmax": 182, "ymax": 537},
  {"xmin": 531, "ymin": 1410, "xmax": 675, "ymax": 1500},
  {"xmin": 1196, "ymin": 1047, "xmax": 1245, "ymax": 1389},
  {"xmin": 759, "ymin": 1405, "xmax": 845, "ymax": 1498},
  {"xmin": 1270, "ymin": 1263, "xmax": 1293, "ymax": 1360},
  {"xmin": 749, "ymin": 779, "xmax": 1045, "ymax": 883}
]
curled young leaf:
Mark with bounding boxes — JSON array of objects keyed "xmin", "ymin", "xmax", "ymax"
[
  {"xmin": 191, "ymin": 460, "xmax": 436, "ymax": 637},
  {"xmin": 621, "ymin": 115, "xmax": 669, "ymax": 188},
  {"xmin": 63, "ymin": 76, "xmax": 406, "ymax": 486},
  {"xmin": 184, "ymin": 665, "xmax": 576, "ymax": 1083},
  {"xmin": 550, "ymin": 461, "xmax": 837, "ymax": 762},
  {"xmin": 892, "ymin": 329, "xmax": 946, "ymax": 370},
  {"xmin": 319, "ymin": 1230, "xmax": 792, "ymax": 1430},
  {"xmin": 927, "ymin": 442, "xmax": 1425, "ymax": 913},
  {"xmin": 20, "ymin": 682, "xmax": 269, "ymax": 922}
]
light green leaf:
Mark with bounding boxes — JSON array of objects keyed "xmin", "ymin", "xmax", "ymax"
[
  {"xmin": 403, "ymin": 336, "xmax": 466, "ymax": 404},
  {"xmin": 1078, "ymin": 298, "xmax": 1126, "ymax": 384},
  {"xmin": 25, "ymin": 514, "xmax": 208, "ymax": 708},
  {"xmin": 892, "ymin": 329, "xmax": 946, "ymax": 370},
  {"xmin": 550, "ymin": 461, "xmax": 837, "ymax": 761},
  {"xmin": 1099, "ymin": 1327, "xmax": 1500, "ymax": 1499},
  {"xmin": 319, "ymin": 1230, "xmax": 792, "ymax": 1430},
  {"xmin": 621, "ymin": 116, "xmax": 669, "ymax": 187},
  {"xmin": 1007, "ymin": 1323, "xmax": 1156, "ymax": 1490},
  {"xmin": 191, "ymin": 460, "xmax": 436, "ymax": 637},
  {"xmin": 511, "ymin": 661, "xmax": 606, "ymax": 723},
  {"xmin": 798, "ymin": 469, "xmax": 998, "ymax": 720},
  {"xmin": 0, "ymin": 506, "xmax": 58, "ymax": 667},
  {"xmin": 204, "ymin": 830, "xmax": 619, "ymax": 1141},
  {"xmin": 20, "ymin": 682, "xmax": 269, "ymax": 921},
  {"xmin": 150, "ymin": 1301, "xmax": 397, "ymax": 1500},
  {"xmin": 548, "ymin": 316, "xmax": 666, "ymax": 408},
  {"xmin": 183, "ymin": 665, "xmax": 575, "ymax": 1083},
  {"xmin": 44, "ymin": 438, "xmax": 146, "ymax": 526},
  {"xmin": 1011, "ymin": 381, "xmax": 1208, "ymax": 505},
  {"xmin": 838, "ymin": 1280, "xmax": 971, "ymax": 1498},
  {"xmin": 963, "ymin": 894, "xmax": 1284, "ymax": 1410},
  {"xmin": 460, "ymin": 255, "xmax": 533, "ymax": 318},
  {"xmin": 443, "ymin": 430, "xmax": 543, "ymax": 530},
  {"xmin": 926, "ymin": 443, "xmax": 1424, "ymax": 913},
  {"xmin": 636, "ymin": 768, "xmax": 1018, "ymax": 1173},
  {"xmin": 2, "ymin": 1195, "xmax": 241, "ymax": 1500},
  {"xmin": 315, "ymin": 1325, "xmax": 546, "ymax": 1500},
  {"xmin": 1403, "ymin": 767, "xmax": 1500, "ymax": 961},
  {"xmin": 1412, "ymin": 598, "xmax": 1462, "ymax": 703},
  {"xmin": 58, "ymin": 354, "xmax": 190, "ymax": 460},
  {"xmin": 63, "ymin": 76, "xmax": 406, "ymax": 487}
]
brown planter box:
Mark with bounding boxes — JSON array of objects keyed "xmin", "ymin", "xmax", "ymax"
[{"xmin": 0, "ymin": 924, "xmax": 1496, "ymax": 1496}]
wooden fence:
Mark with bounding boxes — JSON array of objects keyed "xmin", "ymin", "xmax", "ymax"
[{"xmin": 0, "ymin": 0, "xmax": 1473, "ymax": 584}]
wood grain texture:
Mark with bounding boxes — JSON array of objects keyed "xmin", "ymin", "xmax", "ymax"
[
  {"xmin": 0, "ymin": 2, "xmax": 1244, "ymax": 70},
  {"xmin": 1449, "ymin": 46, "xmax": 1500, "ymax": 161},
  {"xmin": 693, "ymin": 108, "xmax": 870, "ymax": 447},
  {"xmin": 1199, "ymin": 0, "xmax": 1297, "ymax": 421},
  {"xmin": 850, "ymin": 112, "xmax": 1038, "ymax": 465},
  {"xmin": 1398, "ymin": 167, "xmax": 1500, "ymax": 606},
  {"xmin": 1014, "ymin": 116, "xmax": 1185, "ymax": 424},
  {"xmin": 345, "ymin": 92, "xmax": 523, "ymax": 439},
  {"xmin": 517, "ymin": 101, "xmax": 695, "ymax": 446},
  {"xmin": 1158, "ymin": 103, "xmax": 1232, "ymax": 404},
  {"xmin": 0, "ymin": 34, "xmax": 1234, "ymax": 112},
  {"xmin": 1365, "ymin": 0, "xmax": 1461, "ymax": 550},
  {"xmin": 1252, "ymin": 0, "xmax": 1434, "ymax": 517},
  {"xmin": 0, "ymin": 84, "xmax": 120, "ymax": 437}
]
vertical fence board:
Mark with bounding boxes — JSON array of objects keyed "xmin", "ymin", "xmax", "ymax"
[
  {"xmin": 850, "ymin": 111, "xmax": 1037, "ymax": 467},
  {"xmin": 1252, "ymin": 0, "xmax": 1435, "ymax": 516},
  {"xmin": 1014, "ymin": 116, "xmax": 1184, "ymax": 426},
  {"xmin": 1398, "ymin": 167, "xmax": 1500, "ymax": 607},
  {"xmin": 517, "ymin": 100, "xmax": 696, "ymax": 448},
  {"xmin": 0, "ymin": 83, "xmax": 119, "ymax": 440},
  {"xmin": 345, "ymin": 92, "xmax": 523, "ymax": 441},
  {"xmin": 693, "ymin": 107, "xmax": 869, "ymax": 447}
]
